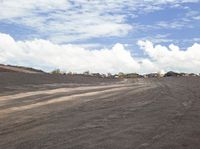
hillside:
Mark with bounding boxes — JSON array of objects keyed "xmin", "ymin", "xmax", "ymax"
[
  {"xmin": 0, "ymin": 64, "xmax": 120, "ymax": 94},
  {"xmin": 0, "ymin": 64, "xmax": 44, "ymax": 73}
]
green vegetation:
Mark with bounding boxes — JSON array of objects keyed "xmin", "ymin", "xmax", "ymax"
[
  {"xmin": 51, "ymin": 69, "xmax": 63, "ymax": 74},
  {"xmin": 118, "ymin": 72, "xmax": 142, "ymax": 78}
]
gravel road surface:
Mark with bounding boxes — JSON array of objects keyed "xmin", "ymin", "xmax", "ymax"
[{"xmin": 0, "ymin": 77, "xmax": 200, "ymax": 149}]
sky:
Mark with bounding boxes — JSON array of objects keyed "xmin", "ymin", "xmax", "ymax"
[{"xmin": 0, "ymin": 0, "xmax": 200, "ymax": 74}]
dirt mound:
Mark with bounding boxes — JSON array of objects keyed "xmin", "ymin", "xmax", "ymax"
[
  {"xmin": 0, "ymin": 64, "xmax": 120, "ymax": 94},
  {"xmin": 0, "ymin": 64, "xmax": 44, "ymax": 73},
  {"xmin": 164, "ymin": 71, "xmax": 180, "ymax": 77},
  {"xmin": 0, "ymin": 72, "xmax": 120, "ymax": 94}
]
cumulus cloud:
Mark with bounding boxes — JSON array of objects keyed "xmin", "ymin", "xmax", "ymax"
[
  {"xmin": 1, "ymin": 33, "xmax": 200, "ymax": 74},
  {"xmin": 138, "ymin": 40, "xmax": 200, "ymax": 73},
  {"xmin": 0, "ymin": 33, "xmax": 142, "ymax": 74}
]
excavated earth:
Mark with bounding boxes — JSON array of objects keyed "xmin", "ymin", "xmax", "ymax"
[{"xmin": 0, "ymin": 74, "xmax": 200, "ymax": 149}]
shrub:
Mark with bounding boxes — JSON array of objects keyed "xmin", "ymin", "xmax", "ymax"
[{"xmin": 51, "ymin": 69, "xmax": 62, "ymax": 74}]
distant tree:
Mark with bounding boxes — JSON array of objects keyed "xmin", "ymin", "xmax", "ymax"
[
  {"xmin": 107, "ymin": 73, "xmax": 112, "ymax": 76},
  {"xmin": 51, "ymin": 69, "xmax": 61, "ymax": 74},
  {"xmin": 118, "ymin": 72, "xmax": 125, "ymax": 77},
  {"xmin": 67, "ymin": 71, "xmax": 73, "ymax": 75},
  {"xmin": 107, "ymin": 73, "xmax": 113, "ymax": 78},
  {"xmin": 83, "ymin": 71, "xmax": 90, "ymax": 75}
]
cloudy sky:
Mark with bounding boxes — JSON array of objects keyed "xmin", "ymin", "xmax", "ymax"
[{"xmin": 0, "ymin": 0, "xmax": 200, "ymax": 74}]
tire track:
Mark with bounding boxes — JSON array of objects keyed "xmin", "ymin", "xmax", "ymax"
[{"xmin": 0, "ymin": 83, "xmax": 153, "ymax": 117}]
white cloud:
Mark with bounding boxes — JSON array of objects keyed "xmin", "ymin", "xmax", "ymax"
[
  {"xmin": 0, "ymin": 0, "xmax": 199, "ymax": 42},
  {"xmin": 138, "ymin": 40, "xmax": 200, "ymax": 73},
  {"xmin": 0, "ymin": 33, "xmax": 142, "ymax": 74},
  {"xmin": 1, "ymin": 33, "xmax": 200, "ymax": 74},
  {"xmin": 138, "ymin": 34, "xmax": 173, "ymax": 44}
]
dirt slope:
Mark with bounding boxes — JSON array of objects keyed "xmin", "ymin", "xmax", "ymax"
[
  {"xmin": 0, "ymin": 71, "xmax": 120, "ymax": 94},
  {"xmin": 0, "ymin": 64, "xmax": 43, "ymax": 73}
]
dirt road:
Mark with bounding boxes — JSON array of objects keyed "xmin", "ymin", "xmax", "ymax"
[{"xmin": 0, "ymin": 77, "xmax": 200, "ymax": 149}]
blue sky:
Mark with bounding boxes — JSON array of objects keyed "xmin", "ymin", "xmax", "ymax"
[{"xmin": 0, "ymin": 0, "xmax": 200, "ymax": 73}]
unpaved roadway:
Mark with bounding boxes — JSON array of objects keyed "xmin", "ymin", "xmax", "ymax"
[{"xmin": 0, "ymin": 77, "xmax": 200, "ymax": 149}]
